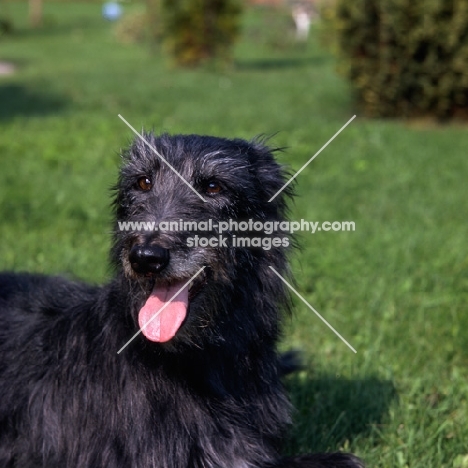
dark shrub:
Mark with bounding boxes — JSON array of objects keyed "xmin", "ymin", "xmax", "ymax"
[
  {"xmin": 160, "ymin": 0, "xmax": 243, "ymax": 66},
  {"xmin": 324, "ymin": 0, "xmax": 468, "ymax": 119}
]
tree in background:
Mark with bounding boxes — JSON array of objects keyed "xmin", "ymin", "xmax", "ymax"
[
  {"xmin": 146, "ymin": 0, "xmax": 161, "ymax": 45},
  {"xmin": 160, "ymin": 0, "xmax": 244, "ymax": 66},
  {"xmin": 323, "ymin": 0, "xmax": 468, "ymax": 119},
  {"xmin": 0, "ymin": 0, "xmax": 13, "ymax": 38},
  {"xmin": 29, "ymin": 0, "xmax": 43, "ymax": 28}
]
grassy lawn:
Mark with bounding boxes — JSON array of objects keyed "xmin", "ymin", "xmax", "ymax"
[{"xmin": 1, "ymin": 3, "xmax": 468, "ymax": 466}]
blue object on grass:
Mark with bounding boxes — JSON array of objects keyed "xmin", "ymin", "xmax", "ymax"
[{"xmin": 102, "ymin": 2, "xmax": 122, "ymax": 21}]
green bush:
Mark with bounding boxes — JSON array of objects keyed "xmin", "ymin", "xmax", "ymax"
[
  {"xmin": 160, "ymin": 0, "xmax": 243, "ymax": 67},
  {"xmin": 325, "ymin": 0, "xmax": 468, "ymax": 119}
]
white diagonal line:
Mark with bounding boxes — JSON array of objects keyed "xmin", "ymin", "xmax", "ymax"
[
  {"xmin": 269, "ymin": 266, "xmax": 357, "ymax": 353},
  {"xmin": 268, "ymin": 115, "xmax": 357, "ymax": 202},
  {"xmin": 118, "ymin": 114, "xmax": 207, "ymax": 202},
  {"xmin": 117, "ymin": 266, "xmax": 206, "ymax": 354}
]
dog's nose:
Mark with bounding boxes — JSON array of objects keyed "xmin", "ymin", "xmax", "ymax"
[{"xmin": 129, "ymin": 244, "xmax": 169, "ymax": 275}]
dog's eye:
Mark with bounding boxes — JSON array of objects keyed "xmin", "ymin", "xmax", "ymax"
[
  {"xmin": 137, "ymin": 176, "xmax": 152, "ymax": 191},
  {"xmin": 205, "ymin": 180, "xmax": 222, "ymax": 195}
]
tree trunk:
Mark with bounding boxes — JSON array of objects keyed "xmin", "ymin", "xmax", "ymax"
[
  {"xmin": 146, "ymin": 0, "xmax": 161, "ymax": 44},
  {"xmin": 29, "ymin": 0, "xmax": 42, "ymax": 28}
]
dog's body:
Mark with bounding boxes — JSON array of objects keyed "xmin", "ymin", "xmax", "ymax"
[{"xmin": 0, "ymin": 134, "xmax": 363, "ymax": 467}]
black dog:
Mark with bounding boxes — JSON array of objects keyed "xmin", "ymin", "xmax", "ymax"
[{"xmin": 0, "ymin": 134, "xmax": 364, "ymax": 468}]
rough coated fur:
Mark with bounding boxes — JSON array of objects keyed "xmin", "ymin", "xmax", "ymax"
[{"xmin": 0, "ymin": 134, "xmax": 364, "ymax": 468}]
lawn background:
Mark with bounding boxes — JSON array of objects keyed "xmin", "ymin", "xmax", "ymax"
[{"xmin": 1, "ymin": 3, "xmax": 468, "ymax": 467}]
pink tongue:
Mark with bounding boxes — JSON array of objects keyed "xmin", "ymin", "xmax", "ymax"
[{"xmin": 138, "ymin": 281, "xmax": 189, "ymax": 343}]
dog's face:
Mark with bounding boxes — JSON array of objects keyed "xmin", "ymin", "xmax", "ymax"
[{"xmin": 112, "ymin": 133, "xmax": 291, "ymax": 346}]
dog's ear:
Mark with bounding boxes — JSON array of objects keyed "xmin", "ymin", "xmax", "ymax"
[{"xmin": 248, "ymin": 137, "xmax": 295, "ymax": 210}]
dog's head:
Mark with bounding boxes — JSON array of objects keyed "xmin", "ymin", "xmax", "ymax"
[{"xmin": 112, "ymin": 133, "xmax": 293, "ymax": 347}]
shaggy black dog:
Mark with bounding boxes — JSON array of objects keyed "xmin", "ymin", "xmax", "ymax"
[{"xmin": 0, "ymin": 134, "xmax": 364, "ymax": 468}]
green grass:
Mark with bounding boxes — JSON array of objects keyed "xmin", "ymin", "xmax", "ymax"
[{"xmin": 1, "ymin": 3, "xmax": 468, "ymax": 466}]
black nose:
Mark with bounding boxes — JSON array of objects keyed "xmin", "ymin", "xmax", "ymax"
[{"xmin": 129, "ymin": 244, "xmax": 170, "ymax": 275}]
